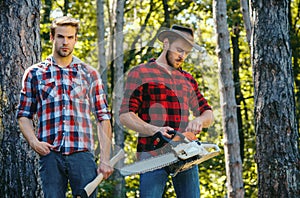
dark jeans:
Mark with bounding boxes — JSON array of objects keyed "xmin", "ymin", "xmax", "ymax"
[
  {"xmin": 39, "ymin": 151, "xmax": 97, "ymax": 198},
  {"xmin": 139, "ymin": 152, "xmax": 200, "ymax": 198}
]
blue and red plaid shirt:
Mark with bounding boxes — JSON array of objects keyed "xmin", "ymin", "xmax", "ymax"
[
  {"xmin": 16, "ymin": 56, "xmax": 111, "ymax": 155},
  {"xmin": 119, "ymin": 59, "xmax": 212, "ymax": 152}
]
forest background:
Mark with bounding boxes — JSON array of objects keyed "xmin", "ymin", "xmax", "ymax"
[{"xmin": 0, "ymin": 0, "xmax": 299, "ymax": 197}]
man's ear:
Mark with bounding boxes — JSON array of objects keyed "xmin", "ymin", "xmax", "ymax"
[
  {"xmin": 163, "ymin": 38, "xmax": 169, "ymax": 49},
  {"xmin": 50, "ymin": 33, "xmax": 54, "ymax": 41}
]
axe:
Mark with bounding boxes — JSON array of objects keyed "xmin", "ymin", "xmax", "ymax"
[{"xmin": 77, "ymin": 149, "xmax": 125, "ymax": 198}]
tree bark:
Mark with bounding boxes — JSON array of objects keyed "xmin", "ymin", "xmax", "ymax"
[
  {"xmin": 112, "ymin": 0, "xmax": 125, "ymax": 197},
  {"xmin": 251, "ymin": 0, "xmax": 300, "ymax": 197},
  {"xmin": 97, "ymin": 0, "xmax": 108, "ymax": 91},
  {"xmin": 107, "ymin": 0, "xmax": 116, "ymax": 92},
  {"xmin": 213, "ymin": 0, "xmax": 244, "ymax": 197},
  {"xmin": 240, "ymin": 0, "xmax": 252, "ymax": 46},
  {"xmin": 231, "ymin": 24, "xmax": 245, "ymax": 162},
  {"xmin": 0, "ymin": 0, "xmax": 42, "ymax": 197}
]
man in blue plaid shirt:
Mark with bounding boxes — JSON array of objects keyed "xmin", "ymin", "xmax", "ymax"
[{"xmin": 16, "ymin": 16, "xmax": 113, "ymax": 198}]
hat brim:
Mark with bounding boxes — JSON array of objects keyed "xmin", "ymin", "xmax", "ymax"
[{"xmin": 157, "ymin": 30, "xmax": 202, "ymax": 51}]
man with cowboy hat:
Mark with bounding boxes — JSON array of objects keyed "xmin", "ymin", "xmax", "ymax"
[{"xmin": 119, "ymin": 24, "xmax": 214, "ymax": 197}]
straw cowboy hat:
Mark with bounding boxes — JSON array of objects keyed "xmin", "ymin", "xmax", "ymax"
[{"xmin": 157, "ymin": 24, "xmax": 202, "ymax": 51}]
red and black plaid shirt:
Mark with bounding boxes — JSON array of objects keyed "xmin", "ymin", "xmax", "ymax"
[{"xmin": 120, "ymin": 59, "xmax": 212, "ymax": 152}]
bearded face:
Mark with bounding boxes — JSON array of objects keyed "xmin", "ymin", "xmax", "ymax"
[
  {"xmin": 165, "ymin": 38, "xmax": 192, "ymax": 69},
  {"xmin": 51, "ymin": 25, "xmax": 77, "ymax": 59}
]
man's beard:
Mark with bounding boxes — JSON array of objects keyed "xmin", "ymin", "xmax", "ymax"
[
  {"xmin": 166, "ymin": 50, "xmax": 182, "ymax": 68},
  {"xmin": 57, "ymin": 47, "xmax": 73, "ymax": 57},
  {"xmin": 166, "ymin": 50, "xmax": 175, "ymax": 68}
]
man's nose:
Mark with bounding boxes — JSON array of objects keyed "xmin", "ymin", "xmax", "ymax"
[
  {"xmin": 63, "ymin": 38, "xmax": 68, "ymax": 44},
  {"xmin": 179, "ymin": 51, "xmax": 185, "ymax": 59}
]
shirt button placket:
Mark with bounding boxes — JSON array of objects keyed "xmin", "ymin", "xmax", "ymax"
[{"xmin": 61, "ymin": 69, "xmax": 67, "ymax": 136}]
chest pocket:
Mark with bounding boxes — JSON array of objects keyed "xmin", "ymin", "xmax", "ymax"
[
  {"xmin": 38, "ymin": 78, "xmax": 56, "ymax": 100},
  {"xmin": 71, "ymin": 77, "xmax": 89, "ymax": 100}
]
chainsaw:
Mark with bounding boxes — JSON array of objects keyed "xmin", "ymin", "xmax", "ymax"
[{"xmin": 120, "ymin": 130, "xmax": 220, "ymax": 177}]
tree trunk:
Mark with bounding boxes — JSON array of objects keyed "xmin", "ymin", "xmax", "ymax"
[
  {"xmin": 107, "ymin": 0, "xmax": 116, "ymax": 93},
  {"xmin": 112, "ymin": 0, "xmax": 125, "ymax": 197},
  {"xmin": 231, "ymin": 24, "xmax": 245, "ymax": 162},
  {"xmin": 213, "ymin": 0, "xmax": 244, "ymax": 197},
  {"xmin": 97, "ymin": 0, "xmax": 108, "ymax": 92},
  {"xmin": 251, "ymin": 0, "xmax": 300, "ymax": 197},
  {"xmin": 0, "ymin": 1, "xmax": 42, "ymax": 197},
  {"xmin": 240, "ymin": 0, "xmax": 252, "ymax": 46},
  {"xmin": 63, "ymin": 0, "xmax": 69, "ymax": 14}
]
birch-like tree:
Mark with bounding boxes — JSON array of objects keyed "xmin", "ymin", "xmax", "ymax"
[
  {"xmin": 112, "ymin": 0, "xmax": 125, "ymax": 197},
  {"xmin": 97, "ymin": 0, "xmax": 108, "ymax": 90},
  {"xmin": 240, "ymin": 0, "xmax": 252, "ymax": 46},
  {"xmin": 251, "ymin": 0, "xmax": 300, "ymax": 196},
  {"xmin": 213, "ymin": 0, "xmax": 244, "ymax": 197},
  {"xmin": 0, "ymin": 0, "xmax": 42, "ymax": 197}
]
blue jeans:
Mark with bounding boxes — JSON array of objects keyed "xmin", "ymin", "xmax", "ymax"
[
  {"xmin": 139, "ymin": 152, "xmax": 200, "ymax": 198},
  {"xmin": 39, "ymin": 151, "xmax": 98, "ymax": 198}
]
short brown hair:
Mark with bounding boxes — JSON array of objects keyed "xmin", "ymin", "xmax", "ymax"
[{"xmin": 50, "ymin": 16, "xmax": 80, "ymax": 36}]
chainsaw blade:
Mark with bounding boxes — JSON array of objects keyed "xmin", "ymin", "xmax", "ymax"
[{"xmin": 120, "ymin": 152, "xmax": 179, "ymax": 176}]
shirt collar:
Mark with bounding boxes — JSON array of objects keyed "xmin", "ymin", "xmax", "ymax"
[
  {"xmin": 148, "ymin": 58, "xmax": 183, "ymax": 72},
  {"xmin": 45, "ymin": 55, "xmax": 82, "ymax": 70}
]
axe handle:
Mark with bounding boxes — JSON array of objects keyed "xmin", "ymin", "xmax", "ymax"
[{"xmin": 80, "ymin": 149, "xmax": 125, "ymax": 197}]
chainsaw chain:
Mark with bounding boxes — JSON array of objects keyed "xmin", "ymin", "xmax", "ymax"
[{"xmin": 120, "ymin": 152, "xmax": 179, "ymax": 176}]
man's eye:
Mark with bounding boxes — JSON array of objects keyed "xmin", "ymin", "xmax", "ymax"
[{"xmin": 177, "ymin": 48, "xmax": 184, "ymax": 53}]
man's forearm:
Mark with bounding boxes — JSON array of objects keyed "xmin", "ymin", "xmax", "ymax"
[
  {"xmin": 18, "ymin": 117, "xmax": 54, "ymax": 155},
  {"xmin": 119, "ymin": 112, "xmax": 157, "ymax": 136},
  {"xmin": 18, "ymin": 117, "xmax": 38, "ymax": 147},
  {"xmin": 199, "ymin": 110, "xmax": 214, "ymax": 128},
  {"xmin": 97, "ymin": 120, "xmax": 112, "ymax": 163}
]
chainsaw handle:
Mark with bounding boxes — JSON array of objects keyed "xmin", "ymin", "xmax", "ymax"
[
  {"xmin": 152, "ymin": 130, "xmax": 188, "ymax": 149},
  {"xmin": 201, "ymin": 143, "xmax": 221, "ymax": 153},
  {"xmin": 152, "ymin": 130, "xmax": 176, "ymax": 148}
]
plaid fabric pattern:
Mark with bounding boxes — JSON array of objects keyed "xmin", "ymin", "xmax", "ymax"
[
  {"xmin": 17, "ymin": 56, "xmax": 111, "ymax": 155},
  {"xmin": 120, "ymin": 59, "xmax": 212, "ymax": 152}
]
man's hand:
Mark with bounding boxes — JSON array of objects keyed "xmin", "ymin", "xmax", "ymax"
[
  {"xmin": 18, "ymin": 117, "xmax": 55, "ymax": 156},
  {"xmin": 98, "ymin": 162, "xmax": 114, "ymax": 180},
  {"xmin": 185, "ymin": 117, "xmax": 204, "ymax": 135},
  {"xmin": 30, "ymin": 139, "xmax": 55, "ymax": 156},
  {"xmin": 153, "ymin": 126, "xmax": 174, "ymax": 139},
  {"xmin": 186, "ymin": 110, "xmax": 214, "ymax": 134}
]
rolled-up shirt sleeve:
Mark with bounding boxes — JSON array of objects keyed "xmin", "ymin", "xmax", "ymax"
[
  {"xmin": 16, "ymin": 67, "xmax": 38, "ymax": 119},
  {"xmin": 90, "ymin": 73, "xmax": 111, "ymax": 121}
]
